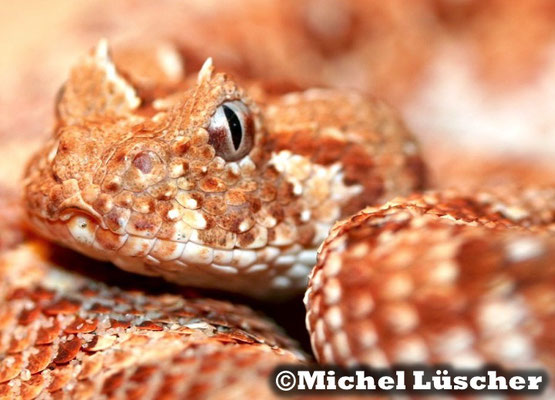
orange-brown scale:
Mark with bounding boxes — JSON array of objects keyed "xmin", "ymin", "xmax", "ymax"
[
  {"xmin": 0, "ymin": 240, "xmax": 304, "ymax": 399},
  {"xmin": 24, "ymin": 41, "xmax": 427, "ymax": 298},
  {"xmin": 266, "ymin": 90, "xmax": 426, "ymax": 216},
  {"xmin": 306, "ymin": 189, "xmax": 555, "ymax": 376}
]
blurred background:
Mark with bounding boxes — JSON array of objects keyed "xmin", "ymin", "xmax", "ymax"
[{"xmin": 1, "ymin": 0, "xmax": 554, "ymax": 193}]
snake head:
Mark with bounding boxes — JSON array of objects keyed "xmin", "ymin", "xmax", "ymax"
[
  {"xmin": 24, "ymin": 40, "xmax": 424, "ymax": 298},
  {"xmin": 23, "ymin": 40, "xmax": 307, "ymax": 297}
]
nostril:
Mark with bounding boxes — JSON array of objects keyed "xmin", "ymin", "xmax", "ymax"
[{"xmin": 132, "ymin": 151, "xmax": 154, "ymax": 174}]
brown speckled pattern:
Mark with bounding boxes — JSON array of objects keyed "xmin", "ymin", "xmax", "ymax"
[
  {"xmin": 306, "ymin": 189, "xmax": 555, "ymax": 377},
  {"xmin": 0, "ymin": 239, "xmax": 304, "ymax": 399},
  {"xmin": 23, "ymin": 42, "xmax": 425, "ymax": 298}
]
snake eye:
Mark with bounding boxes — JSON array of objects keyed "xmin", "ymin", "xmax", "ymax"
[{"xmin": 207, "ymin": 100, "xmax": 254, "ymax": 161}]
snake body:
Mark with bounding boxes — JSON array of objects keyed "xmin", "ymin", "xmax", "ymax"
[
  {"xmin": 306, "ymin": 189, "xmax": 555, "ymax": 379},
  {"xmin": 0, "ymin": 232, "xmax": 303, "ymax": 399},
  {"xmin": 12, "ymin": 41, "xmax": 555, "ymax": 398}
]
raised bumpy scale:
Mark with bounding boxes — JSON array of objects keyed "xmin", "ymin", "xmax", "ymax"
[
  {"xmin": 0, "ymin": 213, "xmax": 305, "ymax": 399},
  {"xmin": 24, "ymin": 41, "xmax": 425, "ymax": 299},
  {"xmin": 306, "ymin": 189, "xmax": 555, "ymax": 381}
]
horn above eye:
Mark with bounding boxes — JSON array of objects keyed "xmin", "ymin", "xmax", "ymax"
[{"xmin": 207, "ymin": 100, "xmax": 255, "ymax": 161}]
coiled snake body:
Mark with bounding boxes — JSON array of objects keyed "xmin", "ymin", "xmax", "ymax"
[{"xmin": 1, "ymin": 41, "xmax": 551, "ymax": 397}]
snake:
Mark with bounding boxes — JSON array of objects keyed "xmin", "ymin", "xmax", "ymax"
[
  {"xmin": 306, "ymin": 189, "xmax": 554, "ymax": 373},
  {"xmin": 0, "ymin": 40, "xmax": 551, "ymax": 398},
  {"xmin": 23, "ymin": 40, "xmax": 425, "ymax": 300}
]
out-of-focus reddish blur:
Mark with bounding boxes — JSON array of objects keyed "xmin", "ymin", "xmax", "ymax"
[{"xmin": 0, "ymin": 0, "xmax": 554, "ymax": 192}]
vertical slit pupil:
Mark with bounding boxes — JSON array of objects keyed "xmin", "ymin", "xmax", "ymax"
[{"xmin": 223, "ymin": 105, "xmax": 242, "ymax": 151}]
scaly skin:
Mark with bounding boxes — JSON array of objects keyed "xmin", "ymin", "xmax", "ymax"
[
  {"xmin": 306, "ymin": 188, "xmax": 555, "ymax": 385},
  {"xmin": 0, "ymin": 194, "xmax": 305, "ymax": 399},
  {"xmin": 24, "ymin": 41, "xmax": 425, "ymax": 299},
  {"xmin": 14, "ymin": 38, "xmax": 555, "ymax": 399},
  {"xmin": 0, "ymin": 237, "xmax": 304, "ymax": 399}
]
